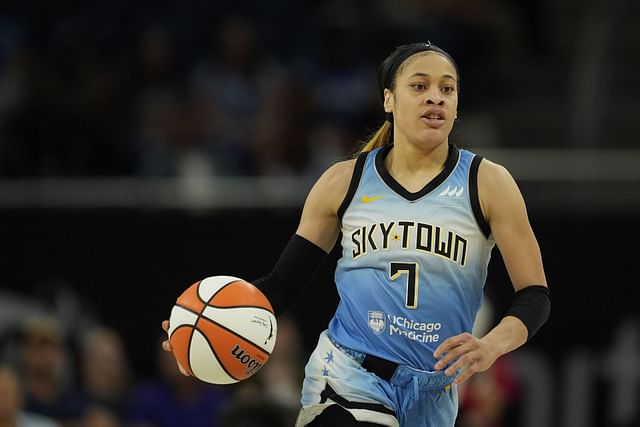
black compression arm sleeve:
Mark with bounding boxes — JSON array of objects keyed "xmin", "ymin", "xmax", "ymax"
[
  {"xmin": 253, "ymin": 234, "xmax": 328, "ymax": 317},
  {"xmin": 505, "ymin": 285, "xmax": 551, "ymax": 341}
]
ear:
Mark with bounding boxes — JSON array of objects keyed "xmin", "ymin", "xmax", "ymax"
[{"xmin": 383, "ymin": 89, "xmax": 394, "ymax": 113}]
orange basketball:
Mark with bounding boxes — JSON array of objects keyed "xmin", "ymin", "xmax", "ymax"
[{"xmin": 168, "ymin": 275, "xmax": 277, "ymax": 384}]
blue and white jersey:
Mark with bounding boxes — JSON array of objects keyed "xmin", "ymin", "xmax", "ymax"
[{"xmin": 328, "ymin": 144, "xmax": 495, "ymax": 371}]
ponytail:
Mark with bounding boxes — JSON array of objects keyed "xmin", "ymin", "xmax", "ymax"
[{"xmin": 354, "ymin": 120, "xmax": 392, "ymax": 157}]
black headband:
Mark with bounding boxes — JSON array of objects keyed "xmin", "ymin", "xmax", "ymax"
[{"xmin": 378, "ymin": 41, "xmax": 459, "ymax": 105}]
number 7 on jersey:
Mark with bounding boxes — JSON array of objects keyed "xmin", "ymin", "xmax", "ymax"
[{"xmin": 389, "ymin": 262, "xmax": 419, "ymax": 309}]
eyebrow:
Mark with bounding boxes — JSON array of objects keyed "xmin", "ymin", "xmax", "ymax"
[{"xmin": 409, "ymin": 72, "xmax": 457, "ymax": 81}]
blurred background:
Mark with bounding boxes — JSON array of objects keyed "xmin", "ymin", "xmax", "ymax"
[{"xmin": 0, "ymin": 0, "xmax": 639, "ymax": 426}]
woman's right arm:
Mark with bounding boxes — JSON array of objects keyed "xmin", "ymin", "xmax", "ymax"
[
  {"xmin": 250, "ymin": 159, "xmax": 355, "ymax": 316},
  {"xmin": 161, "ymin": 158, "xmax": 356, "ymax": 369},
  {"xmin": 295, "ymin": 159, "xmax": 356, "ymax": 251}
]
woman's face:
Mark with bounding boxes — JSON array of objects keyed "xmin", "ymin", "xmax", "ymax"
[{"xmin": 384, "ymin": 52, "xmax": 458, "ymax": 149}]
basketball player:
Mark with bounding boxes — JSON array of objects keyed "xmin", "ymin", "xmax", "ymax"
[{"xmin": 162, "ymin": 42, "xmax": 551, "ymax": 427}]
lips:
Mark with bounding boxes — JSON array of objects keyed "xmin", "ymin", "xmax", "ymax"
[{"xmin": 420, "ymin": 110, "xmax": 446, "ymax": 129}]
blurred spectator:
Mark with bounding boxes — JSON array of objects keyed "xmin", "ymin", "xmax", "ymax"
[
  {"xmin": 130, "ymin": 25, "xmax": 181, "ymax": 94},
  {"xmin": 127, "ymin": 337, "xmax": 228, "ymax": 427},
  {"xmin": 292, "ymin": 15, "xmax": 378, "ymax": 157},
  {"xmin": 0, "ymin": 28, "xmax": 32, "ymax": 177},
  {"xmin": 79, "ymin": 326, "xmax": 132, "ymax": 424},
  {"xmin": 130, "ymin": 25, "xmax": 193, "ymax": 177},
  {"xmin": 82, "ymin": 406, "xmax": 121, "ymax": 427},
  {"xmin": 0, "ymin": 364, "xmax": 60, "ymax": 427},
  {"xmin": 455, "ymin": 356, "xmax": 521, "ymax": 427},
  {"xmin": 189, "ymin": 15, "xmax": 287, "ymax": 175},
  {"xmin": 302, "ymin": 21, "xmax": 376, "ymax": 128},
  {"xmin": 18, "ymin": 315, "xmax": 84, "ymax": 427},
  {"xmin": 251, "ymin": 76, "xmax": 315, "ymax": 175}
]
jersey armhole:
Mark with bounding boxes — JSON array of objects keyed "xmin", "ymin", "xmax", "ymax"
[
  {"xmin": 337, "ymin": 151, "xmax": 368, "ymax": 221},
  {"xmin": 469, "ymin": 155, "xmax": 492, "ymax": 239}
]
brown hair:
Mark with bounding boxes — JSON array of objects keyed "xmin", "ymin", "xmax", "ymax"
[{"xmin": 353, "ymin": 120, "xmax": 392, "ymax": 157}]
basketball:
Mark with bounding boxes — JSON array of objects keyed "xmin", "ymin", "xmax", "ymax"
[{"xmin": 168, "ymin": 275, "xmax": 277, "ymax": 385}]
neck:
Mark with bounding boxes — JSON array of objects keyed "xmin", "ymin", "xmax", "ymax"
[
  {"xmin": 386, "ymin": 140, "xmax": 449, "ymax": 174},
  {"xmin": 382, "ymin": 137, "xmax": 450, "ymax": 193}
]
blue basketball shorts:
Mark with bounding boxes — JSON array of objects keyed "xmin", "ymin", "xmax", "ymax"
[{"xmin": 295, "ymin": 330, "xmax": 458, "ymax": 427}]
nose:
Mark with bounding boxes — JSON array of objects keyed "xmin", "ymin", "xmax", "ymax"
[{"xmin": 424, "ymin": 89, "xmax": 444, "ymax": 105}]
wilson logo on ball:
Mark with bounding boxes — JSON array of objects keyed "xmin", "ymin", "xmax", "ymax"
[{"xmin": 231, "ymin": 344, "xmax": 264, "ymax": 375}]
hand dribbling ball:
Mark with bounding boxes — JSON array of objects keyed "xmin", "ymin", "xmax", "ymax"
[{"xmin": 168, "ymin": 275, "xmax": 277, "ymax": 384}]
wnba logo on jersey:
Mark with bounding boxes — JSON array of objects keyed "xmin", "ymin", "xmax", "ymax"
[
  {"xmin": 435, "ymin": 185, "xmax": 465, "ymax": 207},
  {"xmin": 437, "ymin": 185, "xmax": 464, "ymax": 198},
  {"xmin": 368, "ymin": 311, "xmax": 386, "ymax": 334}
]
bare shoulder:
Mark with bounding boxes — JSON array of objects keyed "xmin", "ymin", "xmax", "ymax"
[
  {"xmin": 320, "ymin": 158, "xmax": 357, "ymax": 184},
  {"xmin": 296, "ymin": 158, "xmax": 357, "ymax": 251},
  {"xmin": 312, "ymin": 158, "xmax": 357, "ymax": 202},
  {"xmin": 477, "ymin": 158, "xmax": 515, "ymax": 188},
  {"xmin": 477, "ymin": 158, "xmax": 523, "ymax": 220}
]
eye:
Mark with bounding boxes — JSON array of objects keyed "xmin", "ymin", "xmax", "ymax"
[
  {"xmin": 441, "ymin": 86, "xmax": 455, "ymax": 94},
  {"xmin": 411, "ymin": 83, "xmax": 427, "ymax": 91}
]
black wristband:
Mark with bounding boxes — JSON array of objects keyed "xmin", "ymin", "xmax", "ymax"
[
  {"xmin": 505, "ymin": 285, "xmax": 551, "ymax": 341},
  {"xmin": 253, "ymin": 234, "xmax": 328, "ymax": 317}
]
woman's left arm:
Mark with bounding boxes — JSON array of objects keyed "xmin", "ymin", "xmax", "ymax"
[{"xmin": 434, "ymin": 159, "xmax": 550, "ymax": 383}]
